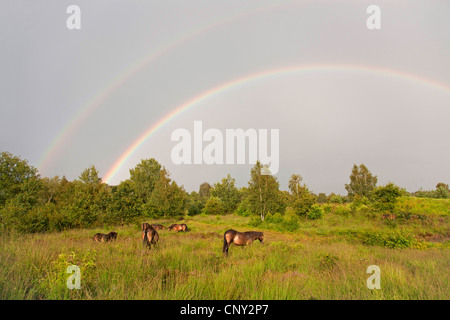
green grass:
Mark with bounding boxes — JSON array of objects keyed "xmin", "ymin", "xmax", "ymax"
[
  {"xmin": 396, "ymin": 197, "xmax": 450, "ymax": 216},
  {"xmin": 0, "ymin": 203, "xmax": 449, "ymax": 300}
]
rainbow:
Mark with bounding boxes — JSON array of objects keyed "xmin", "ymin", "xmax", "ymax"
[
  {"xmin": 37, "ymin": 0, "xmax": 301, "ymax": 174},
  {"xmin": 102, "ymin": 63, "xmax": 450, "ymax": 184}
]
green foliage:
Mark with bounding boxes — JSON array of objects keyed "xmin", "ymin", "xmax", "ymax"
[
  {"xmin": 246, "ymin": 161, "xmax": 281, "ymax": 221},
  {"xmin": 322, "ymin": 204, "xmax": 332, "ymax": 214},
  {"xmin": 187, "ymin": 191, "xmax": 202, "ymax": 216},
  {"xmin": 334, "ymin": 205, "xmax": 351, "ymax": 216},
  {"xmin": 316, "ymin": 193, "xmax": 327, "ymax": 204},
  {"xmin": 146, "ymin": 168, "xmax": 187, "ymax": 218},
  {"xmin": 256, "ymin": 210, "xmax": 299, "ymax": 232},
  {"xmin": 129, "ymin": 158, "xmax": 162, "ymax": 204},
  {"xmin": 362, "ymin": 230, "xmax": 428, "ymax": 249},
  {"xmin": 435, "ymin": 186, "xmax": 450, "ymax": 199},
  {"xmin": 280, "ymin": 211, "xmax": 299, "ymax": 231},
  {"xmin": 198, "ymin": 182, "xmax": 212, "ymax": 199},
  {"xmin": 371, "ymin": 183, "xmax": 403, "ymax": 212},
  {"xmin": 211, "ymin": 174, "xmax": 241, "ymax": 214},
  {"xmin": 345, "ymin": 164, "xmax": 377, "ymax": 199},
  {"xmin": 39, "ymin": 250, "xmax": 97, "ymax": 298},
  {"xmin": 395, "ymin": 197, "xmax": 450, "ymax": 217},
  {"xmin": 328, "ymin": 193, "xmax": 344, "ymax": 204},
  {"xmin": 413, "ymin": 183, "xmax": 449, "ymax": 199},
  {"xmin": 202, "ymin": 196, "xmax": 225, "ymax": 215},
  {"xmin": 265, "ymin": 212, "xmax": 284, "ymax": 224},
  {"xmin": 235, "ymin": 199, "xmax": 252, "ymax": 216},
  {"xmin": 0, "ymin": 151, "xmax": 41, "ymax": 207},
  {"xmin": 307, "ymin": 204, "xmax": 324, "ymax": 220},
  {"xmin": 106, "ymin": 180, "xmax": 139, "ymax": 224},
  {"xmin": 288, "ymin": 174, "xmax": 316, "ymax": 217},
  {"xmin": 248, "ymin": 215, "xmax": 262, "ymax": 227}
]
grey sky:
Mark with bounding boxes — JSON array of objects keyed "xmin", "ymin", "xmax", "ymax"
[{"xmin": 1, "ymin": 0, "xmax": 449, "ymax": 195}]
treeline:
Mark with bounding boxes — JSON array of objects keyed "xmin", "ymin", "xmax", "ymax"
[{"xmin": 0, "ymin": 151, "xmax": 448, "ymax": 234}]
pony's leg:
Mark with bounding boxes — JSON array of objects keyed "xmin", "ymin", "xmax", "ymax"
[{"xmin": 223, "ymin": 241, "xmax": 230, "ymax": 255}]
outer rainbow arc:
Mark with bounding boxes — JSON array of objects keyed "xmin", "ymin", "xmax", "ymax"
[{"xmin": 102, "ymin": 63, "xmax": 450, "ymax": 184}]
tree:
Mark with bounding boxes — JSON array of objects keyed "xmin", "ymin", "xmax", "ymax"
[
  {"xmin": 129, "ymin": 158, "xmax": 162, "ymax": 203},
  {"xmin": 246, "ymin": 161, "xmax": 280, "ymax": 221},
  {"xmin": 107, "ymin": 180, "xmax": 139, "ymax": 225},
  {"xmin": 317, "ymin": 193, "xmax": 327, "ymax": 204},
  {"xmin": 146, "ymin": 167, "xmax": 187, "ymax": 218},
  {"xmin": 0, "ymin": 151, "xmax": 41, "ymax": 207},
  {"xmin": 211, "ymin": 174, "xmax": 241, "ymax": 214},
  {"xmin": 345, "ymin": 164, "xmax": 377, "ymax": 199},
  {"xmin": 435, "ymin": 182, "xmax": 449, "ymax": 199},
  {"xmin": 288, "ymin": 174, "xmax": 316, "ymax": 217},
  {"xmin": 199, "ymin": 182, "xmax": 212, "ymax": 200},
  {"xmin": 187, "ymin": 191, "xmax": 203, "ymax": 216},
  {"xmin": 70, "ymin": 165, "xmax": 106, "ymax": 226}
]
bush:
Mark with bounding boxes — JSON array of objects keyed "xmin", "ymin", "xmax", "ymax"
[
  {"xmin": 372, "ymin": 183, "xmax": 403, "ymax": 212},
  {"xmin": 187, "ymin": 203, "xmax": 202, "ymax": 216},
  {"xmin": 202, "ymin": 196, "xmax": 225, "ymax": 215},
  {"xmin": 235, "ymin": 200, "xmax": 252, "ymax": 216},
  {"xmin": 322, "ymin": 204, "xmax": 332, "ymax": 214},
  {"xmin": 265, "ymin": 212, "xmax": 284, "ymax": 224},
  {"xmin": 306, "ymin": 204, "xmax": 324, "ymax": 219},
  {"xmin": 20, "ymin": 205, "xmax": 52, "ymax": 233},
  {"xmin": 334, "ymin": 206, "xmax": 351, "ymax": 216},
  {"xmin": 362, "ymin": 230, "xmax": 428, "ymax": 249},
  {"xmin": 328, "ymin": 194, "xmax": 344, "ymax": 204},
  {"xmin": 248, "ymin": 216, "xmax": 262, "ymax": 227},
  {"xmin": 281, "ymin": 212, "xmax": 299, "ymax": 232},
  {"xmin": 435, "ymin": 186, "xmax": 450, "ymax": 199}
]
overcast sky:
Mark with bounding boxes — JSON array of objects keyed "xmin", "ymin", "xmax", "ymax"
[{"xmin": 1, "ymin": 0, "xmax": 449, "ymax": 194}]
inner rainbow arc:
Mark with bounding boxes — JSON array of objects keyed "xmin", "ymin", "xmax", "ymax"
[{"xmin": 102, "ymin": 63, "xmax": 450, "ymax": 185}]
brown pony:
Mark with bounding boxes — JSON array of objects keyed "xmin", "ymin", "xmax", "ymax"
[
  {"xmin": 168, "ymin": 223, "xmax": 188, "ymax": 232},
  {"xmin": 93, "ymin": 231, "xmax": 118, "ymax": 242},
  {"xmin": 142, "ymin": 224, "xmax": 159, "ymax": 249},
  {"xmin": 151, "ymin": 224, "xmax": 165, "ymax": 230},
  {"xmin": 223, "ymin": 229, "xmax": 264, "ymax": 255}
]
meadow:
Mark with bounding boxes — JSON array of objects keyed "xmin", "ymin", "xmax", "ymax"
[{"xmin": 0, "ymin": 197, "xmax": 448, "ymax": 300}]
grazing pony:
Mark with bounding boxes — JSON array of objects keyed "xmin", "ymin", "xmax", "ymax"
[
  {"xmin": 151, "ymin": 224, "xmax": 165, "ymax": 230},
  {"xmin": 222, "ymin": 229, "xmax": 264, "ymax": 255},
  {"xmin": 93, "ymin": 231, "xmax": 118, "ymax": 242},
  {"xmin": 168, "ymin": 223, "xmax": 188, "ymax": 232},
  {"xmin": 142, "ymin": 223, "xmax": 159, "ymax": 249}
]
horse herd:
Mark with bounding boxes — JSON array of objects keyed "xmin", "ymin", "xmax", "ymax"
[{"xmin": 93, "ymin": 223, "xmax": 264, "ymax": 255}]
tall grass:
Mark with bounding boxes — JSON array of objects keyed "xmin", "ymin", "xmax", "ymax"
[{"xmin": 0, "ymin": 212, "xmax": 448, "ymax": 300}]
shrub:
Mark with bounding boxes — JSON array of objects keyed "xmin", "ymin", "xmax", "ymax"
[
  {"xmin": 435, "ymin": 186, "xmax": 450, "ymax": 199},
  {"xmin": 248, "ymin": 216, "xmax": 262, "ymax": 227},
  {"xmin": 187, "ymin": 203, "xmax": 202, "ymax": 216},
  {"xmin": 202, "ymin": 196, "xmax": 225, "ymax": 215},
  {"xmin": 265, "ymin": 212, "xmax": 284, "ymax": 224},
  {"xmin": 306, "ymin": 204, "xmax": 324, "ymax": 219},
  {"xmin": 328, "ymin": 194, "xmax": 344, "ymax": 204},
  {"xmin": 281, "ymin": 211, "xmax": 299, "ymax": 232},
  {"xmin": 371, "ymin": 183, "xmax": 403, "ymax": 212},
  {"xmin": 235, "ymin": 200, "xmax": 252, "ymax": 216},
  {"xmin": 362, "ymin": 230, "xmax": 428, "ymax": 249},
  {"xmin": 322, "ymin": 204, "xmax": 332, "ymax": 214},
  {"xmin": 334, "ymin": 206, "xmax": 351, "ymax": 216}
]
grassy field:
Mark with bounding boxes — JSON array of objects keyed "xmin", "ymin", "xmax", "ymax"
[{"xmin": 0, "ymin": 198, "xmax": 449, "ymax": 300}]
